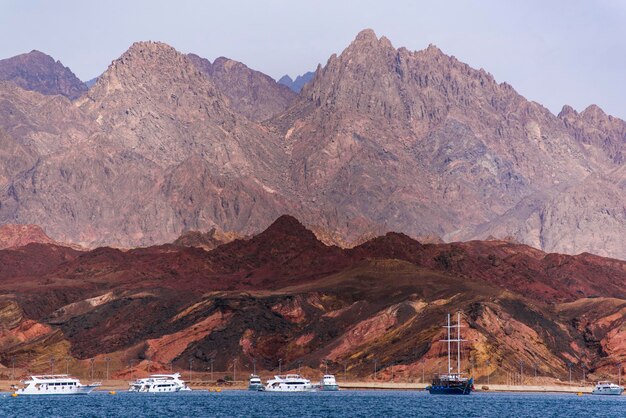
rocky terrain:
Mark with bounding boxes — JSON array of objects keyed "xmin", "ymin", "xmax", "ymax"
[
  {"xmin": 0, "ymin": 224, "xmax": 57, "ymax": 249},
  {"xmin": 172, "ymin": 227, "xmax": 241, "ymax": 251},
  {"xmin": 188, "ymin": 54, "xmax": 297, "ymax": 121},
  {"xmin": 0, "ymin": 50, "xmax": 87, "ymax": 99},
  {"xmin": 0, "ymin": 30, "xmax": 623, "ymax": 260},
  {"xmin": 0, "ymin": 216, "xmax": 624, "ymax": 383}
]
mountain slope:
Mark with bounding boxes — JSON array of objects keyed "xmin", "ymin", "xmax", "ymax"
[
  {"xmin": 188, "ymin": 54, "xmax": 297, "ymax": 121},
  {"xmin": 0, "ymin": 216, "xmax": 624, "ymax": 382}
]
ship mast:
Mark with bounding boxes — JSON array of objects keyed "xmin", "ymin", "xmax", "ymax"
[
  {"xmin": 457, "ymin": 311, "xmax": 461, "ymax": 375},
  {"xmin": 442, "ymin": 311, "xmax": 465, "ymax": 376},
  {"xmin": 447, "ymin": 313, "xmax": 451, "ymax": 374}
]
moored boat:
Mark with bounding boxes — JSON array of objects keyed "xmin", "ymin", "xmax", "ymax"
[
  {"xmin": 128, "ymin": 373, "xmax": 191, "ymax": 392},
  {"xmin": 14, "ymin": 375, "xmax": 101, "ymax": 395},
  {"xmin": 591, "ymin": 381, "xmax": 624, "ymax": 395},
  {"xmin": 319, "ymin": 374, "xmax": 339, "ymax": 391},
  {"xmin": 264, "ymin": 374, "xmax": 315, "ymax": 392},
  {"xmin": 248, "ymin": 374, "xmax": 264, "ymax": 391},
  {"xmin": 427, "ymin": 312, "xmax": 474, "ymax": 395}
]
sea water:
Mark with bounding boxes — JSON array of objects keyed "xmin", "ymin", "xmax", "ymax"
[{"xmin": 1, "ymin": 390, "xmax": 624, "ymax": 417}]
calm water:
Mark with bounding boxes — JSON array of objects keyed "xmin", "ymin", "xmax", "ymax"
[{"xmin": 0, "ymin": 390, "xmax": 624, "ymax": 417}]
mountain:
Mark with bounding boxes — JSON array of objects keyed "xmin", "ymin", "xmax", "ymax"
[
  {"xmin": 0, "ymin": 50, "xmax": 87, "ymax": 99},
  {"xmin": 0, "ymin": 216, "xmax": 624, "ymax": 382},
  {"xmin": 278, "ymin": 71, "xmax": 315, "ymax": 92},
  {"xmin": 271, "ymin": 29, "xmax": 625, "ymax": 258},
  {"xmin": 1, "ymin": 41, "xmax": 296, "ymax": 247},
  {"xmin": 0, "ymin": 31, "xmax": 624, "ymax": 259},
  {"xmin": 188, "ymin": 54, "xmax": 297, "ymax": 121}
]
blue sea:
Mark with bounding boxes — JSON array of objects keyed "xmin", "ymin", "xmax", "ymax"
[{"xmin": 1, "ymin": 390, "xmax": 624, "ymax": 417}]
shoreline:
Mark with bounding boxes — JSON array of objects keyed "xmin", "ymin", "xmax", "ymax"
[
  {"xmin": 0, "ymin": 380, "xmax": 617, "ymax": 395},
  {"xmin": 340, "ymin": 381, "xmax": 598, "ymax": 394}
]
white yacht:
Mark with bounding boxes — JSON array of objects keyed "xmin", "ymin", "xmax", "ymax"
[
  {"xmin": 248, "ymin": 374, "xmax": 264, "ymax": 391},
  {"xmin": 319, "ymin": 374, "xmax": 339, "ymax": 391},
  {"xmin": 128, "ymin": 373, "xmax": 191, "ymax": 393},
  {"xmin": 14, "ymin": 375, "xmax": 101, "ymax": 395},
  {"xmin": 591, "ymin": 381, "xmax": 624, "ymax": 395},
  {"xmin": 264, "ymin": 374, "xmax": 315, "ymax": 392}
]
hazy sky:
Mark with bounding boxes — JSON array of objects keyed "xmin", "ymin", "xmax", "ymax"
[{"xmin": 1, "ymin": 0, "xmax": 625, "ymax": 119}]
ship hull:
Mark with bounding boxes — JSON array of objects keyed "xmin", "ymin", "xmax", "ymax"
[
  {"xmin": 592, "ymin": 388, "xmax": 624, "ymax": 395},
  {"xmin": 16, "ymin": 385, "xmax": 99, "ymax": 395},
  {"xmin": 428, "ymin": 378, "xmax": 473, "ymax": 395}
]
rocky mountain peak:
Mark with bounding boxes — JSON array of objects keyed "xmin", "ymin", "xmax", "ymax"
[
  {"xmin": 557, "ymin": 102, "xmax": 625, "ymax": 165},
  {"xmin": 558, "ymin": 104, "xmax": 578, "ymax": 118},
  {"xmin": 0, "ymin": 50, "xmax": 87, "ymax": 99},
  {"xmin": 580, "ymin": 104, "xmax": 607, "ymax": 122},
  {"xmin": 91, "ymin": 41, "xmax": 203, "ymax": 89},
  {"xmin": 343, "ymin": 28, "xmax": 395, "ymax": 56},
  {"xmin": 80, "ymin": 40, "xmax": 228, "ymax": 121},
  {"xmin": 354, "ymin": 28, "xmax": 378, "ymax": 42},
  {"xmin": 261, "ymin": 214, "xmax": 318, "ymax": 241}
]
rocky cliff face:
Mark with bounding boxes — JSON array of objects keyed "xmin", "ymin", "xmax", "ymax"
[
  {"xmin": 188, "ymin": 54, "xmax": 297, "ymax": 121},
  {"xmin": 0, "ymin": 31, "xmax": 624, "ymax": 259},
  {"xmin": 0, "ymin": 50, "xmax": 87, "ymax": 99}
]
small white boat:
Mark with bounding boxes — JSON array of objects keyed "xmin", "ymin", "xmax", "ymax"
[
  {"xmin": 14, "ymin": 375, "xmax": 101, "ymax": 395},
  {"xmin": 591, "ymin": 381, "xmax": 624, "ymax": 395},
  {"xmin": 128, "ymin": 373, "xmax": 191, "ymax": 393},
  {"xmin": 319, "ymin": 374, "xmax": 339, "ymax": 391},
  {"xmin": 248, "ymin": 374, "xmax": 264, "ymax": 391},
  {"xmin": 264, "ymin": 374, "xmax": 315, "ymax": 392}
]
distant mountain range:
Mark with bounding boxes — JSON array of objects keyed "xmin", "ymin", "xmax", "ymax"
[
  {"xmin": 0, "ymin": 29, "xmax": 624, "ymax": 261},
  {"xmin": 278, "ymin": 71, "xmax": 315, "ymax": 92},
  {"xmin": 0, "ymin": 215, "xmax": 624, "ymax": 380}
]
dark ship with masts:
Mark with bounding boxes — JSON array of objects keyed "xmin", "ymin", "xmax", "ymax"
[{"xmin": 427, "ymin": 312, "xmax": 474, "ymax": 395}]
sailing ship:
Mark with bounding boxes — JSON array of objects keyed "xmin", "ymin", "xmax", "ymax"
[{"xmin": 427, "ymin": 312, "xmax": 474, "ymax": 395}]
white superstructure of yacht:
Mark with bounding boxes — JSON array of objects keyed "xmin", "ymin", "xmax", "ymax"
[
  {"xmin": 319, "ymin": 374, "xmax": 339, "ymax": 391},
  {"xmin": 14, "ymin": 375, "xmax": 101, "ymax": 395},
  {"xmin": 264, "ymin": 374, "xmax": 315, "ymax": 392},
  {"xmin": 591, "ymin": 381, "xmax": 624, "ymax": 395},
  {"xmin": 128, "ymin": 373, "xmax": 191, "ymax": 393},
  {"xmin": 248, "ymin": 374, "xmax": 264, "ymax": 391}
]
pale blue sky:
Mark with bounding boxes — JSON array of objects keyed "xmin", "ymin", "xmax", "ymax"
[{"xmin": 1, "ymin": 0, "xmax": 625, "ymax": 119}]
